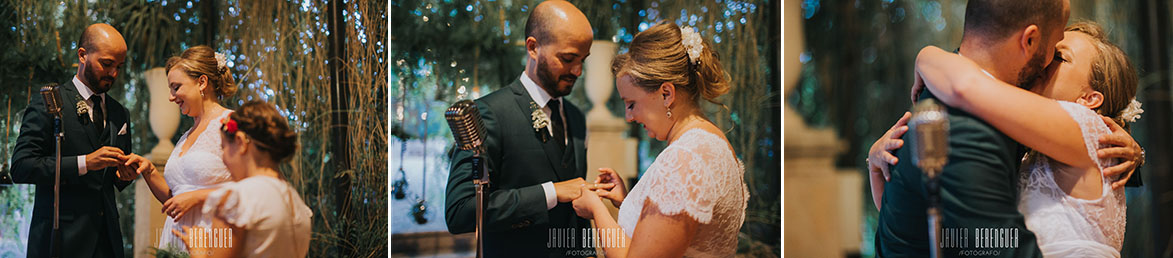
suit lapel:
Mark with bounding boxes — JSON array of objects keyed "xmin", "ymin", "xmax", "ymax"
[
  {"xmin": 59, "ymin": 83, "xmax": 100, "ymax": 147},
  {"xmin": 508, "ymin": 80, "xmax": 571, "ymax": 180}
]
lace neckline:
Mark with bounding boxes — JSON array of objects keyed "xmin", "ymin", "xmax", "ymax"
[{"xmin": 177, "ymin": 109, "xmax": 233, "ymax": 158}]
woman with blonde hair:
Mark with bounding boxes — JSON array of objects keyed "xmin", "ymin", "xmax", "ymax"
[
  {"xmin": 571, "ymin": 22, "xmax": 749, "ymax": 258},
  {"xmin": 134, "ymin": 45, "xmax": 239, "ymax": 254}
]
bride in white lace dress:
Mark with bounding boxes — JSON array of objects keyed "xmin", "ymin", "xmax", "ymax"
[
  {"xmin": 137, "ymin": 46, "xmax": 238, "ymax": 253},
  {"xmin": 909, "ymin": 22, "xmax": 1138, "ymax": 256},
  {"xmin": 571, "ymin": 23, "xmax": 748, "ymax": 258}
]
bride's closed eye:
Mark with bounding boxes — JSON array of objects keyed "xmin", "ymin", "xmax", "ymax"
[{"xmin": 1053, "ymin": 51, "xmax": 1068, "ymax": 63}]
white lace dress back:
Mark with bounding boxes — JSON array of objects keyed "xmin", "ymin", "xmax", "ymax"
[
  {"xmin": 203, "ymin": 176, "xmax": 314, "ymax": 258},
  {"xmin": 157, "ymin": 110, "xmax": 236, "ymax": 251},
  {"xmin": 617, "ymin": 128, "xmax": 749, "ymax": 257},
  {"xmin": 1018, "ymin": 101, "xmax": 1126, "ymax": 257}
]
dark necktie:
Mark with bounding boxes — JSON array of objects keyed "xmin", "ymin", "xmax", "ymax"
[
  {"xmin": 547, "ymin": 99, "xmax": 566, "ymax": 152},
  {"xmin": 547, "ymin": 99, "xmax": 573, "ymax": 168},
  {"xmin": 91, "ymin": 95, "xmax": 104, "ymax": 133}
]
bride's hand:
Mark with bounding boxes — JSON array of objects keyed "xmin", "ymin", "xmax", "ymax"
[
  {"xmin": 121, "ymin": 154, "xmax": 156, "ymax": 177},
  {"xmin": 163, "ymin": 190, "xmax": 209, "ymax": 221},
  {"xmin": 911, "ymin": 65, "xmax": 926, "ymax": 104},
  {"xmin": 572, "ymin": 186, "xmax": 605, "ymax": 220},
  {"xmin": 914, "ymin": 46, "xmax": 984, "ymax": 107},
  {"xmin": 589, "ymin": 168, "xmax": 627, "ymax": 207},
  {"xmin": 867, "ymin": 112, "xmax": 911, "ymax": 181}
]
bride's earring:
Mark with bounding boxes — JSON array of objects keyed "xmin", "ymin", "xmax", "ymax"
[{"xmin": 666, "ymin": 108, "xmax": 673, "ymax": 119}]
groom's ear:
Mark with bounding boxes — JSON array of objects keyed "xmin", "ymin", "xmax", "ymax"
[
  {"xmin": 1018, "ymin": 25, "xmax": 1042, "ymax": 58},
  {"xmin": 525, "ymin": 37, "xmax": 540, "ymax": 61},
  {"xmin": 1077, "ymin": 91, "xmax": 1104, "ymax": 110},
  {"xmin": 77, "ymin": 48, "xmax": 87, "ymax": 64}
]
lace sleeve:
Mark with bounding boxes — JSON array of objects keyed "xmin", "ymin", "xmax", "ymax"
[
  {"xmin": 202, "ymin": 185, "xmax": 252, "ymax": 229},
  {"xmin": 643, "ymin": 146, "xmax": 717, "ymax": 224},
  {"xmin": 1056, "ymin": 101, "xmax": 1111, "ymax": 169}
]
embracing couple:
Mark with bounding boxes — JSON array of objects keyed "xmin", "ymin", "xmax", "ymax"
[
  {"xmin": 12, "ymin": 23, "xmax": 311, "ymax": 257},
  {"xmin": 444, "ymin": 1, "xmax": 748, "ymax": 257},
  {"xmin": 868, "ymin": 0, "xmax": 1146, "ymax": 257}
]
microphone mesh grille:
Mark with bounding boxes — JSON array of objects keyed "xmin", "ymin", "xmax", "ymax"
[{"xmin": 445, "ymin": 100, "xmax": 485, "ymax": 154}]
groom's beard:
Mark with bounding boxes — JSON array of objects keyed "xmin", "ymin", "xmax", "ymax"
[
  {"xmin": 1016, "ymin": 50, "xmax": 1048, "ymax": 89},
  {"xmin": 84, "ymin": 66, "xmax": 115, "ymax": 94},
  {"xmin": 536, "ymin": 56, "xmax": 577, "ymax": 98}
]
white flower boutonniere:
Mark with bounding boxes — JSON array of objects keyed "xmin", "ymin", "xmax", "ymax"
[
  {"xmin": 530, "ymin": 102, "xmax": 551, "ymax": 142},
  {"xmin": 76, "ymin": 100, "xmax": 90, "ymax": 117}
]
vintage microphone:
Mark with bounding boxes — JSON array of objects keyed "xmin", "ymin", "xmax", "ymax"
[
  {"xmin": 40, "ymin": 84, "xmax": 63, "ymax": 258},
  {"xmin": 910, "ymin": 99, "xmax": 949, "ymax": 258},
  {"xmin": 445, "ymin": 100, "xmax": 487, "ymax": 258}
]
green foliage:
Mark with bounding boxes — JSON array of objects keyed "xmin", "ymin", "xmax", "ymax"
[
  {"xmin": 2, "ymin": 1, "xmax": 387, "ymax": 257},
  {"xmin": 99, "ymin": 0, "xmax": 194, "ymax": 70}
]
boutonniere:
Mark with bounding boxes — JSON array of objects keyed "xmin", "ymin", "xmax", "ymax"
[
  {"xmin": 530, "ymin": 101, "xmax": 551, "ymax": 142},
  {"xmin": 76, "ymin": 99, "xmax": 90, "ymax": 121}
]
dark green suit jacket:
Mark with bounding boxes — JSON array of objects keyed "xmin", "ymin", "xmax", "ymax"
[
  {"xmin": 445, "ymin": 79, "xmax": 590, "ymax": 257},
  {"xmin": 875, "ymin": 91, "xmax": 1041, "ymax": 257},
  {"xmin": 11, "ymin": 81, "xmax": 134, "ymax": 258}
]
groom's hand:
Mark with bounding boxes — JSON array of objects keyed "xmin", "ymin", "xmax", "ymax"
[
  {"xmin": 86, "ymin": 146, "xmax": 126, "ymax": 171},
  {"xmin": 1097, "ymin": 116, "xmax": 1142, "ymax": 189},
  {"xmin": 554, "ymin": 177, "xmax": 586, "ymax": 203}
]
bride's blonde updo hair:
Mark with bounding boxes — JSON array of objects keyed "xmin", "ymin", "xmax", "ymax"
[
  {"xmin": 166, "ymin": 45, "xmax": 237, "ymax": 98},
  {"xmin": 611, "ymin": 22, "xmax": 731, "ymax": 108},
  {"xmin": 1066, "ymin": 21, "xmax": 1139, "ymax": 129}
]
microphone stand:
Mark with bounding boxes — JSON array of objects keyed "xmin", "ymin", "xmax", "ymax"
[
  {"xmin": 50, "ymin": 97, "xmax": 63, "ymax": 258},
  {"xmin": 472, "ymin": 154, "xmax": 488, "ymax": 258},
  {"xmin": 911, "ymin": 99, "xmax": 948, "ymax": 258},
  {"xmin": 925, "ymin": 167, "xmax": 942, "ymax": 258},
  {"xmin": 445, "ymin": 100, "xmax": 488, "ymax": 258}
]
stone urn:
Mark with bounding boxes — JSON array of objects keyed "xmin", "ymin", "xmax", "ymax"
[{"xmin": 144, "ymin": 67, "xmax": 180, "ymax": 164}]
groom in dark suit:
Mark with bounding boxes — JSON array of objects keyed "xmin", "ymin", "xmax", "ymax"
[
  {"xmin": 876, "ymin": 0, "xmax": 1071, "ymax": 257},
  {"xmin": 445, "ymin": 1, "xmax": 594, "ymax": 257},
  {"xmin": 11, "ymin": 23, "xmax": 148, "ymax": 258}
]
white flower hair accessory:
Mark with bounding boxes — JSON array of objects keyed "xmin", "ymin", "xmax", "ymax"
[
  {"xmin": 679, "ymin": 26, "xmax": 703, "ymax": 65},
  {"xmin": 214, "ymin": 52, "xmax": 228, "ymax": 72},
  {"xmin": 1118, "ymin": 98, "xmax": 1144, "ymax": 123}
]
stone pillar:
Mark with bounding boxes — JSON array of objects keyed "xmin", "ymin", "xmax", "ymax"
[
  {"xmin": 783, "ymin": 0, "xmax": 862, "ymax": 256},
  {"xmin": 582, "ymin": 40, "xmax": 638, "ymax": 218},
  {"xmin": 134, "ymin": 67, "xmax": 177, "ymax": 258}
]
